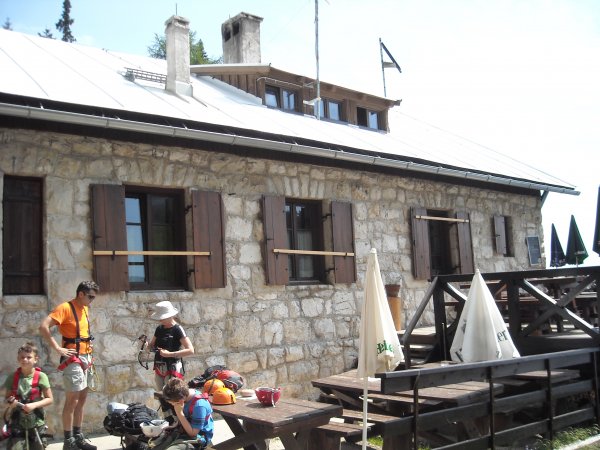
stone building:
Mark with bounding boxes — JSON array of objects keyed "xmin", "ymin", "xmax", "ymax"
[{"xmin": 0, "ymin": 13, "xmax": 576, "ymax": 432}]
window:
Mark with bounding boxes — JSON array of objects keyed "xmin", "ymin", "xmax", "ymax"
[
  {"xmin": 285, "ymin": 200, "xmax": 323, "ymax": 281},
  {"xmin": 265, "ymin": 85, "xmax": 296, "ymax": 111},
  {"xmin": 2, "ymin": 176, "xmax": 43, "ymax": 294},
  {"xmin": 493, "ymin": 215, "xmax": 513, "ymax": 256},
  {"xmin": 318, "ymin": 99, "xmax": 342, "ymax": 121},
  {"xmin": 526, "ymin": 236, "xmax": 542, "ymax": 265},
  {"xmin": 125, "ymin": 188, "xmax": 185, "ymax": 290},
  {"xmin": 411, "ymin": 207, "xmax": 474, "ymax": 280},
  {"xmin": 262, "ymin": 196, "xmax": 356, "ymax": 285},
  {"xmin": 357, "ymin": 107, "xmax": 381, "ymax": 130},
  {"xmin": 91, "ymin": 185, "xmax": 225, "ymax": 292}
]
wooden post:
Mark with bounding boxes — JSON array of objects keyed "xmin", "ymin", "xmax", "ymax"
[{"xmin": 385, "ymin": 284, "xmax": 403, "ymax": 332}]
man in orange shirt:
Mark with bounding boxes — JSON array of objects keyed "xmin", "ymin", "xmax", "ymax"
[{"xmin": 39, "ymin": 281, "xmax": 99, "ymax": 450}]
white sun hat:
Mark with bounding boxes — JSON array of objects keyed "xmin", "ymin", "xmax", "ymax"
[{"xmin": 151, "ymin": 301, "xmax": 179, "ymax": 320}]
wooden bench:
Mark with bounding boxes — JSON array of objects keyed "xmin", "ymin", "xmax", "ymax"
[
  {"xmin": 310, "ymin": 420, "xmax": 370, "ymax": 449},
  {"xmin": 309, "ymin": 408, "xmax": 407, "ymax": 450}
]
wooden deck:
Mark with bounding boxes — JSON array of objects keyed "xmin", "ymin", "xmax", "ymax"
[{"xmin": 400, "ymin": 266, "xmax": 600, "ymax": 366}]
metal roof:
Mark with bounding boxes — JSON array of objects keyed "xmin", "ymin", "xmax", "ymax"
[{"xmin": 0, "ymin": 29, "xmax": 577, "ymax": 195}]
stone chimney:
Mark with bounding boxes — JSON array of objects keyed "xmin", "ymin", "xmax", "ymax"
[
  {"xmin": 221, "ymin": 12, "xmax": 263, "ymax": 64},
  {"xmin": 165, "ymin": 15, "xmax": 192, "ymax": 96}
]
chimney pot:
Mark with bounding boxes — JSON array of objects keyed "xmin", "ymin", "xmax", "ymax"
[
  {"xmin": 165, "ymin": 15, "xmax": 192, "ymax": 96},
  {"xmin": 221, "ymin": 12, "xmax": 263, "ymax": 64}
]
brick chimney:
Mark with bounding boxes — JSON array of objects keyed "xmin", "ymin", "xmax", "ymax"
[
  {"xmin": 165, "ymin": 15, "xmax": 192, "ymax": 96},
  {"xmin": 221, "ymin": 12, "xmax": 263, "ymax": 64}
]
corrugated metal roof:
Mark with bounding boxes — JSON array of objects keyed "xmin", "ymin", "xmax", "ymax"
[{"xmin": 0, "ymin": 29, "xmax": 575, "ymax": 193}]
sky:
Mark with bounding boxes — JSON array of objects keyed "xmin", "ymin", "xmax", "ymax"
[{"xmin": 2, "ymin": 0, "xmax": 599, "ymax": 267}]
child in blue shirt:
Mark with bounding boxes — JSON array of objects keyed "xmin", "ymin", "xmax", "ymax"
[{"xmin": 161, "ymin": 378, "xmax": 213, "ymax": 449}]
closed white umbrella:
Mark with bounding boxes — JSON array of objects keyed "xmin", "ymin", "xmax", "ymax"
[
  {"xmin": 450, "ymin": 269, "xmax": 520, "ymax": 362},
  {"xmin": 356, "ymin": 248, "xmax": 403, "ymax": 449}
]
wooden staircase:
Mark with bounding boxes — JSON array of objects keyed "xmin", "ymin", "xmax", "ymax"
[{"xmin": 398, "ymin": 326, "xmax": 437, "ymax": 365}]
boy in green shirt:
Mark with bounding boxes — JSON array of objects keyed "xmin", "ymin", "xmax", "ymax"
[{"xmin": 3, "ymin": 342, "xmax": 53, "ymax": 450}]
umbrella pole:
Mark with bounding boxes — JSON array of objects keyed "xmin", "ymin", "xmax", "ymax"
[{"xmin": 362, "ymin": 376, "xmax": 368, "ymax": 450}]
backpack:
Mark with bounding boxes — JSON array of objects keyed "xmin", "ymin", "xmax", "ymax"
[
  {"xmin": 187, "ymin": 365, "xmax": 245, "ymax": 393},
  {"xmin": 103, "ymin": 403, "xmax": 159, "ymax": 436}
]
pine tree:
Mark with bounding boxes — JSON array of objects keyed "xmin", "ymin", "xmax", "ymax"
[
  {"xmin": 147, "ymin": 31, "xmax": 221, "ymax": 64},
  {"xmin": 38, "ymin": 28, "xmax": 55, "ymax": 39},
  {"xmin": 55, "ymin": 0, "xmax": 75, "ymax": 42},
  {"xmin": 3, "ymin": 17, "xmax": 12, "ymax": 30}
]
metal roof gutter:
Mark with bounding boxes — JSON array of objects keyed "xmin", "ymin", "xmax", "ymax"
[{"xmin": 0, "ymin": 102, "xmax": 579, "ymax": 196}]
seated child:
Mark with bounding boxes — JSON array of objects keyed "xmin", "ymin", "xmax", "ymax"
[
  {"xmin": 160, "ymin": 378, "xmax": 213, "ymax": 449},
  {"xmin": 3, "ymin": 341, "xmax": 53, "ymax": 450}
]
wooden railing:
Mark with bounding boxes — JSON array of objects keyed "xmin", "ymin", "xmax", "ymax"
[
  {"xmin": 377, "ymin": 347, "xmax": 600, "ymax": 449},
  {"xmin": 401, "ymin": 266, "xmax": 600, "ymax": 368}
]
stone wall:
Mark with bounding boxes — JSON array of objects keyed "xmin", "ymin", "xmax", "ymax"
[{"xmin": 0, "ymin": 127, "xmax": 544, "ymax": 433}]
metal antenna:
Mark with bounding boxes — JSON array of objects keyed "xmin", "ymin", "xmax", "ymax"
[{"xmin": 314, "ymin": 0, "xmax": 321, "ymax": 120}]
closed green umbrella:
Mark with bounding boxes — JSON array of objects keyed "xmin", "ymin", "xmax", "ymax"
[
  {"xmin": 594, "ymin": 186, "xmax": 600, "ymax": 256},
  {"xmin": 566, "ymin": 215, "xmax": 588, "ymax": 265},
  {"xmin": 549, "ymin": 224, "xmax": 566, "ymax": 267}
]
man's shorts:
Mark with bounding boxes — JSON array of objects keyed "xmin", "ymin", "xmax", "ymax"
[{"xmin": 62, "ymin": 354, "xmax": 93, "ymax": 392}]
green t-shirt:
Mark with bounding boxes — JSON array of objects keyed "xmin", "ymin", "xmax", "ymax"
[{"xmin": 3, "ymin": 369, "xmax": 50, "ymax": 429}]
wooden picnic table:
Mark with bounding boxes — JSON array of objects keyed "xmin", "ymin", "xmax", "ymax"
[
  {"xmin": 211, "ymin": 397, "xmax": 341, "ymax": 450},
  {"xmin": 313, "ymin": 369, "xmax": 502, "ymax": 409},
  {"xmin": 312, "ymin": 369, "xmax": 505, "ymax": 447}
]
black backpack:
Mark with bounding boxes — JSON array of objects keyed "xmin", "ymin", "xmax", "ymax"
[
  {"xmin": 187, "ymin": 365, "xmax": 226, "ymax": 389},
  {"xmin": 103, "ymin": 403, "xmax": 159, "ymax": 436},
  {"xmin": 187, "ymin": 365, "xmax": 245, "ymax": 393}
]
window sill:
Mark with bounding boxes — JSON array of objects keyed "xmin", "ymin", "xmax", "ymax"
[
  {"xmin": 287, "ymin": 281, "xmax": 331, "ymax": 288},
  {"xmin": 126, "ymin": 290, "xmax": 194, "ymax": 301}
]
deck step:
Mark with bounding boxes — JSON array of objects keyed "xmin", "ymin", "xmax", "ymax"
[
  {"xmin": 399, "ymin": 326, "xmax": 437, "ymax": 345},
  {"xmin": 408, "ymin": 343, "xmax": 435, "ymax": 352},
  {"xmin": 315, "ymin": 420, "xmax": 371, "ymax": 438},
  {"xmin": 340, "ymin": 408, "xmax": 401, "ymax": 424}
]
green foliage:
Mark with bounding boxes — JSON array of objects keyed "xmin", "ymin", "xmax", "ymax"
[
  {"xmin": 147, "ymin": 31, "xmax": 221, "ymax": 65},
  {"xmin": 147, "ymin": 33, "xmax": 166, "ymax": 59},
  {"xmin": 368, "ymin": 435, "xmax": 430, "ymax": 449},
  {"xmin": 56, "ymin": 0, "xmax": 75, "ymax": 42},
  {"xmin": 3, "ymin": 17, "xmax": 12, "ymax": 30},
  {"xmin": 38, "ymin": 28, "xmax": 55, "ymax": 39},
  {"xmin": 534, "ymin": 425, "xmax": 600, "ymax": 449}
]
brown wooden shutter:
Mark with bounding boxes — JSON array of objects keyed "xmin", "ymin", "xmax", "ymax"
[
  {"xmin": 91, "ymin": 184, "xmax": 129, "ymax": 292},
  {"xmin": 331, "ymin": 201, "xmax": 356, "ymax": 284},
  {"xmin": 456, "ymin": 211, "xmax": 474, "ymax": 274},
  {"xmin": 3, "ymin": 177, "xmax": 43, "ymax": 294},
  {"xmin": 493, "ymin": 215, "xmax": 507, "ymax": 255},
  {"xmin": 411, "ymin": 207, "xmax": 431, "ymax": 280},
  {"xmin": 262, "ymin": 195, "xmax": 288, "ymax": 285},
  {"xmin": 191, "ymin": 190, "xmax": 226, "ymax": 289}
]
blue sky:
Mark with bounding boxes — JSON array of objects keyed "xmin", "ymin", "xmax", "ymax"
[{"xmin": 2, "ymin": 0, "xmax": 600, "ymax": 266}]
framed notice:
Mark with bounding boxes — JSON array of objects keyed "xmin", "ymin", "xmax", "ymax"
[{"xmin": 526, "ymin": 236, "xmax": 542, "ymax": 266}]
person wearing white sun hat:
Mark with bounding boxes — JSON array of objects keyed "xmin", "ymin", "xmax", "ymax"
[{"xmin": 148, "ymin": 301, "xmax": 194, "ymax": 391}]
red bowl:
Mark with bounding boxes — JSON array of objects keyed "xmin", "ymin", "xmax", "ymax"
[{"xmin": 255, "ymin": 387, "xmax": 281, "ymax": 406}]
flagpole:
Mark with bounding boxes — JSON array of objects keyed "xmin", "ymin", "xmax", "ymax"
[
  {"xmin": 379, "ymin": 37, "xmax": 388, "ymax": 97},
  {"xmin": 362, "ymin": 377, "xmax": 368, "ymax": 449},
  {"xmin": 361, "ymin": 274, "xmax": 370, "ymax": 450},
  {"xmin": 314, "ymin": 0, "xmax": 321, "ymax": 119}
]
